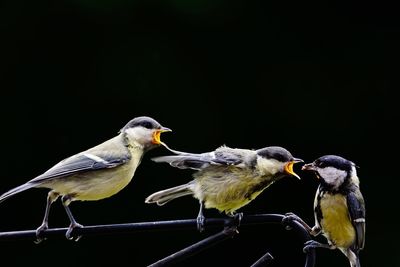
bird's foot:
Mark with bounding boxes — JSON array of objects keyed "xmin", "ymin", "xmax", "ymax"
[
  {"xmin": 303, "ymin": 240, "xmax": 334, "ymax": 253},
  {"xmin": 34, "ymin": 223, "xmax": 49, "ymax": 244},
  {"xmin": 66, "ymin": 222, "xmax": 84, "ymax": 241},
  {"xmin": 282, "ymin": 212, "xmax": 302, "ymax": 230},
  {"xmin": 226, "ymin": 212, "xmax": 243, "ymax": 233},
  {"xmin": 196, "ymin": 214, "xmax": 206, "ymax": 233}
]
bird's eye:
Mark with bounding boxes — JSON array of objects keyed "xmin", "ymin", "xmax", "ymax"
[
  {"xmin": 141, "ymin": 121, "xmax": 154, "ymax": 129},
  {"xmin": 275, "ymin": 154, "xmax": 286, "ymax": 162},
  {"xmin": 315, "ymin": 160, "xmax": 324, "ymax": 168}
]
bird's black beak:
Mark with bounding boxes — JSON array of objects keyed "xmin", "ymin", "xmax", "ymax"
[
  {"xmin": 293, "ymin": 157, "xmax": 304, "ymax": 163},
  {"xmin": 284, "ymin": 158, "xmax": 304, "ymax": 180},
  {"xmin": 302, "ymin": 163, "xmax": 317, "ymax": 171},
  {"xmin": 152, "ymin": 127, "xmax": 172, "ymax": 145}
]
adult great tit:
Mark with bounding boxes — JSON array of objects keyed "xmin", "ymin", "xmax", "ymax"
[
  {"xmin": 0, "ymin": 116, "xmax": 171, "ymax": 242},
  {"xmin": 145, "ymin": 145, "xmax": 303, "ymax": 231},
  {"xmin": 286, "ymin": 155, "xmax": 365, "ymax": 267}
]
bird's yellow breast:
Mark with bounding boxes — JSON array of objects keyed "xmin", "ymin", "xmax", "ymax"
[{"xmin": 320, "ymin": 193, "xmax": 355, "ymax": 248}]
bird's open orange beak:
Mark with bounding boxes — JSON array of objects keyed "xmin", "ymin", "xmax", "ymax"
[
  {"xmin": 152, "ymin": 127, "xmax": 172, "ymax": 145},
  {"xmin": 284, "ymin": 158, "xmax": 303, "ymax": 179}
]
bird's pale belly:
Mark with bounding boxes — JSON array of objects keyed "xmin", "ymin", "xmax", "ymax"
[
  {"xmin": 320, "ymin": 193, "xmax": 356, "ymax": 248},
  {"xmin": 43, "ymin": 163, "xmax": 136, "ymax": 201}
]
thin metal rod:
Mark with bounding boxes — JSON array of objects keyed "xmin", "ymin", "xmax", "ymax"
[
  {"xmin": 250, "ymin": 252, "xmax": 274, "ymax": 267},
  {"xmin": 0, "ymin": 218, "xmax": 217, "ymax": 241},
  {"xmin": 0, "ymin": 213, "xmax": 316, "ymax": 267},
  {"xmin": 281, "ymin": 216, "xmax": 316, "ymax": 267},
  {"xmin": 148, "ymin": 226, "xmax": 237, "ymax": 267},
  {"xmin": 0, "ymin": 214, "xmax": 284, "ymax": 241}
]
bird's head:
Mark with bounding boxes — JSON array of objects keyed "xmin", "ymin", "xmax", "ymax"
[
  {"xmin": 121, "ymin": 116, "xmax": 171, "ymax": 150},
  {"xmin": 256, "ymin": 146, "xmax": 303, "ymax": 179},
  {"xmin": 302, "ymin": 155, "xmax": 357, "ymax": 189}
]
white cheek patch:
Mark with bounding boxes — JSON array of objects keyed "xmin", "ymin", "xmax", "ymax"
[
  {"xmin": 317, "ymin": 167, "xmax": 347, "ymax": 188},
  {"xmin": 125, "ymin": 127, "xmax": 152, "ymax": 144},
  {"xmin": 125, "ymin": 127, "xmax": 148, "ymax": 137},
  {"xmin": 257, "ymin": 158, "xmax": 284, "ymax": 175}
]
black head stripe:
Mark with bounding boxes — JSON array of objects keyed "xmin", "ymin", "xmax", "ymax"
[
  {"xmin": 314, "ymin": 155, "xmax": 353, "ymax": 172},
  {"xmin": 122, "ymin": 116, "xmax": 162, "ymax": 131},
  {"xmin": 256, "ymin": 146, "xmax": 293, "ymax": 162}
]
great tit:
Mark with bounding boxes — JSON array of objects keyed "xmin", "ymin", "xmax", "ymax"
[
  {"xmin": 286, "ymin": 155, "xmax": 365, "ymax": 267},
  {"xmin": 0, "ymin": 116, "xmax": 171, "ymax": 242},
  {"xmin": 145, "ymin": 145, "xmax": 303, "ymax": 231}
]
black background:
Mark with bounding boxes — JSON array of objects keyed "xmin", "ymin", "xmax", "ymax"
[{"xmin": 0, "ymin": 1, "xmax": 397, "ymax": 266}]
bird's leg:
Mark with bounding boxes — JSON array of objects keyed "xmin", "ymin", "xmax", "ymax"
[
  {"xmin": 282, "ymin": 212, "xmax": 319, "ymax": 235},
  {"xmin": 303, "ymin": 240, "xmax": 336, "ymax": 253},
  {"xmin": 196, "ymin": 201, "xmax": 206, "ymax": 232},
  {"xmin": 61, "ymin": 195, "xmax": 83, "ymax": 241},
  {"xmin": 35, "ymin": 191, "xmax": 59, "ymax": 244}
]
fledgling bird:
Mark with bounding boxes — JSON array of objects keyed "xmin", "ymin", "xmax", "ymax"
[
  {"xmin": 0, "ymin": 116, "xmax": 171, "ymax": 242},
  {"xmin": 285, "ymin": 155, "xmax": 365, "ymax": 267},
  {"xmin": 145, "ymin": 145, "xmax": 303, "ymax": 231}
]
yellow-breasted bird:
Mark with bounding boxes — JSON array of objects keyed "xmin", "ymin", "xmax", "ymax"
[
  {"xmin": 286, "ymin": 155, "xmax": 365, "ymax": 267},
  {"xmin": 0, "ymin": 116, "xmax": 171, "ymax": 242},
  {"xmin": 145, "ymin": 145, "xmax": 303, "ymax": 231}
]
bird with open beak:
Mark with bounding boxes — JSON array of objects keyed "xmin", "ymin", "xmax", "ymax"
[
  {"xmin": 146, "ymin": 145, "xmax": 303, "ymax": 231},
  {"xmin": 0, "ymin": 116, "xmax": 171, "ymax": 242}
]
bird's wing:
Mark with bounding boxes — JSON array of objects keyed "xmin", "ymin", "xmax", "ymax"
[
  {"xmin": 29, "ymin": 152, "xmax": 131, "ymax": 184},
  {"xmin": 152, "ymin": 153, "xmax": 214, "ymax": 170},
  {"xmin": 212, "ymin": 148, "xmax": 244, "ymax": 165},
  {"xmin": 152, "ymin": 147, "xmax": 250, "ymax": 170},
  {"xmin": 347, "ymin": 189, "xmax": 366, "ymax": 251}
]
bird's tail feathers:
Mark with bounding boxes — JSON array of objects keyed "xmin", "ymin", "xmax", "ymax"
[
  {"xmin": 0, "ymin": 183, "xmax": 36, "ymax": 204},
  {"xmin": 350, "ymin": 257, "xmax": 361, "ymax": 267},
  {"xmin": 355, "ymin": 257, "xmax": 361, "ymax": 267},
  {"xmin": 348, "ymin": 249, "xmax": 361, "ymax": 267},
  {"xmin": 145, "ymin": 183, "xmax": 194, "ymax": 206}
]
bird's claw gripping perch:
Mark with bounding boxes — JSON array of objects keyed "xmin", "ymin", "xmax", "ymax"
[
  {"xmin": 282, "ymin": 212, "xmax": 302, "ymax": 230},
  {"xmin": 34, "ymin": 223, "xmax": 49, "ymax": 244},
  {"xmin": 66, "ymin": 222, "xmax": 84, "ymax": 241},
  {"xmin": 196, "ymin": 215, "xmax": 206, "ymax": 232}
]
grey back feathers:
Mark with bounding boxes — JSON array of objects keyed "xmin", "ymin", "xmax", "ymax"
[
  {"xmin": 152, "ymin": 153, "xmax": 215, "ymax": 170},
  {"xmin": 32, "ymin": 152, "xmax": 130, "ymax": 184},
  {"xmin": 152, "ymin": 145, "xmax": 258, "ymax": 170}
]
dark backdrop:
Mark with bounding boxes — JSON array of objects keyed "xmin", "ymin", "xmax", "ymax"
[{"xmin": 0, "ymin": 1, "xmax": 397, "ymax": 266}]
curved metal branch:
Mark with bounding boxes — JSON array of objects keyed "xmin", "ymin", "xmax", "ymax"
[{"xmin": 0, "ymin": 214, "xmax": 316, "ymax": 267}]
